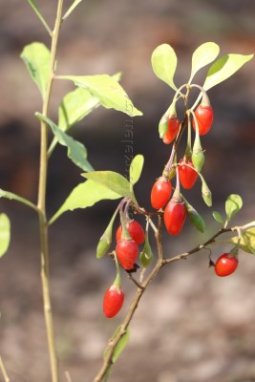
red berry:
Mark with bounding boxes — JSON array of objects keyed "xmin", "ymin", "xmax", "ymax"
[
  {"xmin": 193, "ymin": 105, "xmax": 214, "ymax": 136},
  {"xmin": 116, "ymin": 220, "xmax": 145, "ymax": 245},
  {"xmin": 214, "ymin": 253, "xmax": 239, "ymax": 277},
  {"xmin": 116, "ymin": 239, "xmax": 139, "ymax": 270},
  {"xmin": 164, "ymin": 199, "xmax": 187, "ymax": 235},
  {"xmin": 151, "ymin": 176, "xmax": 172, "ymax": 210},
  {"xmin": 163, "ymin": 117, "xmax": 180, "ymax": 144},
  {"xmin": 103, "ymin": 285, "xmax": 124, "ymax": 318},
  {"xmin": 178, "ymin": 158, "xmax": 198, "ymax": 189}
]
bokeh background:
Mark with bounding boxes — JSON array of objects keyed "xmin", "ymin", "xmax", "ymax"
[{"xmin": 0, "ymin": 1, "xmax": 255, "ymax": 381}]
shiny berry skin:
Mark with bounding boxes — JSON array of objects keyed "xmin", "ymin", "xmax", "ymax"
[
  {"xmin": 116, "ymin": 220, "xmax": 145, "ymax": 245},
  {"xmin": 164, "ymin": 199, "xmax": 187, "ymax": 235},
  {"xmin": 116, "ymin": 239, "xmax": 139, "ymax": 270},
  {"xmin": 193, "ymin": 105, "xmax": 214, "ymax": 136},
  {"xmin": 178, "ymin": 158, "xmax": 198, "ymax": 189},
  {"xmin": 151, "ymin": 177, "xmax": 172, "ymax": 210},
  {"xmin": 163, "ymin": 117, "xmax": 180, "ymax": 144},
  {"xmin": 103, "ymin": 285, "xmax": 124, "ymax": 318},
  {"xmin": 214, "ymin": 253, "xmax": 239, "ymax": 277}
]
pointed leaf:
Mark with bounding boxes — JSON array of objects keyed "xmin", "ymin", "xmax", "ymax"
[
  {"xmin": 200, "ymin": 176, "xmax": 212, "ymax": 207},
  {"xmin": 112, "ymin": 330, "xmax": 129, "ymax": 363},
  {"xmin": 225, "ymin": 194, "xmax": 243, "ymax": 223},
  {"xmin": 50, "ymin": 180, "xmax": 121, "ymax": 224},
  {"xmin": 189, "ymin": 42, "xmax": 220, "ymax": 82},
  {"xmin": 0, "ymin": 189, "xmax": 37, "ymax": 211},
  {"xmin": 212, "ymin": 211, "xmax": 224, "ymax": 225},
  {"xmin": 140, "ymin": 234, "xmax": 153, "ymax": 267},
  {"xmin": 158, "ymin": 102, "xmax": 176, "ymax": 138},
  {"xmin": 0, "ymin": 213, "xmax": 11, "ymax": 258},
  {"xmin": 63, "ymin": 0, "xmax": 85, "ymax": 20},
  {"xmin": 129, "ymin": 155, "xmax": 144, "ymax": 186},
  {"xmin": 36, "ymin": 114, "xmax": 93, "ymax": 172},
  {"xmin": 184, "ymin": 199, "xmax": 206, "ymax": 233},
  {"xmin": 82, "ymin": 171, "xmax": 135, "ymax": 201},
  {"xmin": 96, "ymin": 210, "xmax": 119, "ymax": 259},
  {"xmin": 58, "ymin": 74, "xmax": 142, "ymax": 117},
  {"xmin": 21, "ymin": 42, "xmax": 51, "ymax": 100},
  {"xmin": 151, "ymin": 44, "xmax": 177, "ymax": 90},
  {"xmin": 204, "ymin": 53, "xmax": 253, "ymax": 90},
  {"xmin": 230, "ymin": 228, "xmax": 255, "ymax": 255}
]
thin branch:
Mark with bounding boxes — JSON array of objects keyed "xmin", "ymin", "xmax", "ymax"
[
  {"xmin": 0, "ymin": 356, "xmax": 10, "ymax": 382},
  {"xmin": 26, "ymin": 0, "xmax": 52, "ymax": 36}
]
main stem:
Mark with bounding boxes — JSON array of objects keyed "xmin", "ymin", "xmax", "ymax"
[{"xmin": 37, "ymin": 1, "xmax": 64, "ymax": 382}]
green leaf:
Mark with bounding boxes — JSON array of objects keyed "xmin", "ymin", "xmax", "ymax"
[
  {"xmin": 140, "ymin": 234, "xmax": 153, "ymax": 267},
  {"xmin": 200, "ymin": 177, "xmax": 212, "ymax": 207},
  {"xmin": 184, "ymin": 199, "xmax": 205, "ymax": 233},
  {"xmin": 58, "ymin": 74, "xmax": 142, "ymax": 117},
  {"xmin": 63, "ymin": 0, "xmax": 85, "ymax": 20},
  {"xmin": 204, "ymin": 53, "xmax": 253, "ymax": 90},
  {"xmin": 25, "ymin": 0, "xmax": 51, "ymax": 35},
  {"xmin": 0, "ymin": 189, "xmax": 37, "ymax": 211},
  {"xmin": 129, "ymin": 155, "xmax": 144, "ymax": 186},
  {"xmin": 58, "ymin": 88, "xmax": 99, "ymax": 132},
  {"xmin": 36, "ymin": 114, "xmax": 93, "ymax": 172},
  {"xmin": 21, "ymin": 42, "xmax": 51, "ymax": 100},
  {"xmin": 225, "ymin": 194, "xmax": 243, "ymax": 223},
  {"xmin": 212, "ymin": 211, "xmax": 224, "ymax": 225},
  {"xmin": 112, "ymin": 330, "xmax": 129, "ymax": 363},
  {"xmin": 82, "ymin": 171, "xmax": 135, "ymax": 201},
  {"xmin": 151, "ymin": 44, "xmax": 177, "ymax": 90},
  {"xmin": 189, "ymin": 42, "xmax": 220, "ymax": 83},
  {"xmin": 158, "ymin": 102, "xmax": 176, "ymax": 139},
  {"xmin": 96, "ymin": 210, "xmax": 118, "ymax": 259},
  {"xmin": 50, "ymin": 180, "xmax": 121, "ymax": 224},
  {"xmin": 230, "ymin": 228, "xmax": 255, "ymax": 255},
  {"xmin": 0, "ymin": 213, "xmax": 11, "ymax": 258}
]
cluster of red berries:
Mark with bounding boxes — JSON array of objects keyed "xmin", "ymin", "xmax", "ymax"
[{"xmin": 103, "ymin": 219, "xmax": 145, "ymax": 318}]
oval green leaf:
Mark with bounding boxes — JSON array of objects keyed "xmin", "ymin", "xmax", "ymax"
[
  {"xmin": 212, "ymin": 211, "xmax": 224, "ymax": 225},
  {"xmin": 96, "ymin": 209, "xmax": 119, "ymax": 259},
  {"xmin": 225, "ymin": 194, "xmax": 243, "ymax": 223},
  {"xmin": 140, "ymin": 234, "xmax": 153, "ymax": 267},
  {"xmin": 151, "ymin": 44, "xmax": 177, "ymax": 90},
  {"xmin": 112, "ymin": 330, "xmax": 129, "ymax": 363},
  {"xmin": 204, "ymin": 53, "xmax": 253, "ymax": 90},
  {"xmin": 129, "ymin": 155, "xmax": 144, "ymax": 186},
  {"xmin": 184, "ymin": 199, "xmax": 205, "ymax": 233},
  {"xmin": 0, "ymin": 213, "xmax": 11, "ymax": 258},
  {"xmin": 189, "ymin": 42, "xmax": 220, "ymax": 83},
  {"xmin": 21, "ymin": 42, "xmax": 50, "ymax": 100},
  {"xmin": 200, "ymin": 177, "xmax": 212, "ymax": 207}
]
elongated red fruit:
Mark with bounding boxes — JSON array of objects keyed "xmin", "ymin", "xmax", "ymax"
[
  {"xmin": 116, "ymin": 220, "xmax": 145, "ymax": 245},
  {"xmin": 164, "ymin": 199, "xmax": 187, "ymax": 235},
  {"xmin": 151, "ymin": 176, "xmax": 172, "ymax": 210},
  {"xmin": 178, "ymin": 158, "xmax": 198, "ymax": 189},
  {"xmin": 103, "ymin": 285, "xmax": 124, "ymax": 318},
  {"xmin": 193, "ymin": 105, "xmax": 214, "ymax": 136},
  {"xmin": 163, "ymin": 117, "xmax": 180, "ymax": 144},
  {"xmin": 116, "ymin": 239, "xmax": 139, "ymax": 270},
  {"xmin": 214, "ymin": 253, "xmax": 239, "ymax": 277}
]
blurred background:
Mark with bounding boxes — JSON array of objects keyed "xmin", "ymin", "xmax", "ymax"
[{"xmin": 0, "ymin": 0, "xmax": 255, "ymax": 381}]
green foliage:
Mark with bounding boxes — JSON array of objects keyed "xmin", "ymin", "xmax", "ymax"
[
  {"xmin": 212, "ymin": 211, "xmax": 224, "ymax": 225},
  {"xmin": 158, "ymin": 103, "xmax": 176, "ymax": 138},
  {"xmin": 231, "ymin": 228, "xmax": 255, "ymax": 255},
  {"xmin": 50, "ymin": 180, "xmax": 121, "ymax": 224},
  {"xmin": 140, "ymin": 234, "xmax": 153, "ymax": 267},
  {"xmin": 151, "ymin": 44, "xmax": 177, "ymax": 90},
  {"xmin": 129, "ymin": 155, "xmax": 144, "ymax": 186},
  {"xmin": 200, "ymin": 177, "xmax": 212, "ymax": 207},
  {"xmin": 0, "ymin": 188, "xmax": 37, "ymax": 210},
  {"xmin": 204, "ymin": 53, "xmax": 253, "ymax": 90},
  {"xmin": 225, "ymin": 194, "xmax": 243, "ymax": 223},
  {"xmin": 112, "ymin": 330, "xmax": 129, "ymax": 363},
  {"xmin": 189, "ymin": 42, "xmax": 220, "ymax": 83},
  {"xmin": 58, "ymin": 74, "xmax": 142, "ymax": 117},
  {"xmin": 37, "ymin": 114, "xmax": 93, "ymax": 172},
  {"xmin": 96, "ymin": 210, "xmax": 118, "ymax": 259},
  {"xmin": 0, "ymin": 213, "xmax": 11, "ymax": 258},
  {"xmin": 184, "ymin": 200, "xmax": 206, "ymax": 233},
  {"xmin": 21, "ymin": 43, "xmax": 51, "ymax": 100},
  {"xmin": 82, "ymin": 171, "xmax": 135, "ymax": 202}
]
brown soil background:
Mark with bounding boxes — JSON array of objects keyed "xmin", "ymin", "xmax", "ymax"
[{"xmin": 0, "ymin": 1, "xmax": 255, "ymax": 381}]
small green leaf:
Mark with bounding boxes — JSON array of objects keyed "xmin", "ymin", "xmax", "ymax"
[
  {"xmin": 82, "ymin": 171, "xmax": 135, "ymax": 201},
  {"xmin": 184, "ymin": 199, "xmax": 205, "ymax": 233},
  {"xmin": 204, "ymin": 53, "xmax": 253, "ymax": 90},
  {"xmin": 129, "ymin": 155, "xmax": 144, "ymax": 186},
  {"xmin": 96, "ymin": 210, "xmax": 118, "ymax": 259},
  {"xmin": 192, "ymin": 128, "xmax": 205, "ymax": 172},
  {"xmin": 58, "ymin": 74, "xmax": 142, "ymax": 117},
  {"xmin": 63, "ymin": 0, "xmax": 85, "ymax": 20},
  {"xmin": 189, "ymin": 42, "xmax": 220, "ymax": 83},
  {"xmin": 151, "ymin": 44, "xmax": 177, "ymax": 90},
  {"xmin": 0, "ymin": 213, "xmax": 11, "ymax": 258},
  {"xmin": 158, "ymin": 102, "xmax": 176, "ymax": 139},
  {"xmin": 212, "ymin": 211, "xmax": 224, "ymax": 225},
  {"xmin": 50, "ymin": 180, "xmax": 121, "ymax": 224},
  {"xmin": 0, "ymin": 189, "xmax": 37, "ymax": 211},
  {"xmin": 37, "ymin": 114, "xmax": 93, "ymax": 172},
  {"xmin": 140, "ymin": 234, "xmax": 153, "ymax": 267},
  {"xmin": 112, "ymin": 330, "xmax": 129, "ymax": 363},
  {"xmin": 200, "ymin": 177, "xmax": 212, "ymax": 207},
  {"xmin": 230, "ymin": 228, "xmax": 255, "ymax": 255},
  {"xmin": 21, "ymin": 42, "xmax": 51, "ymax": 100},
  {"xmin": 225, "ymin": 194, "xmax": 243, "ymax": 223}
]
